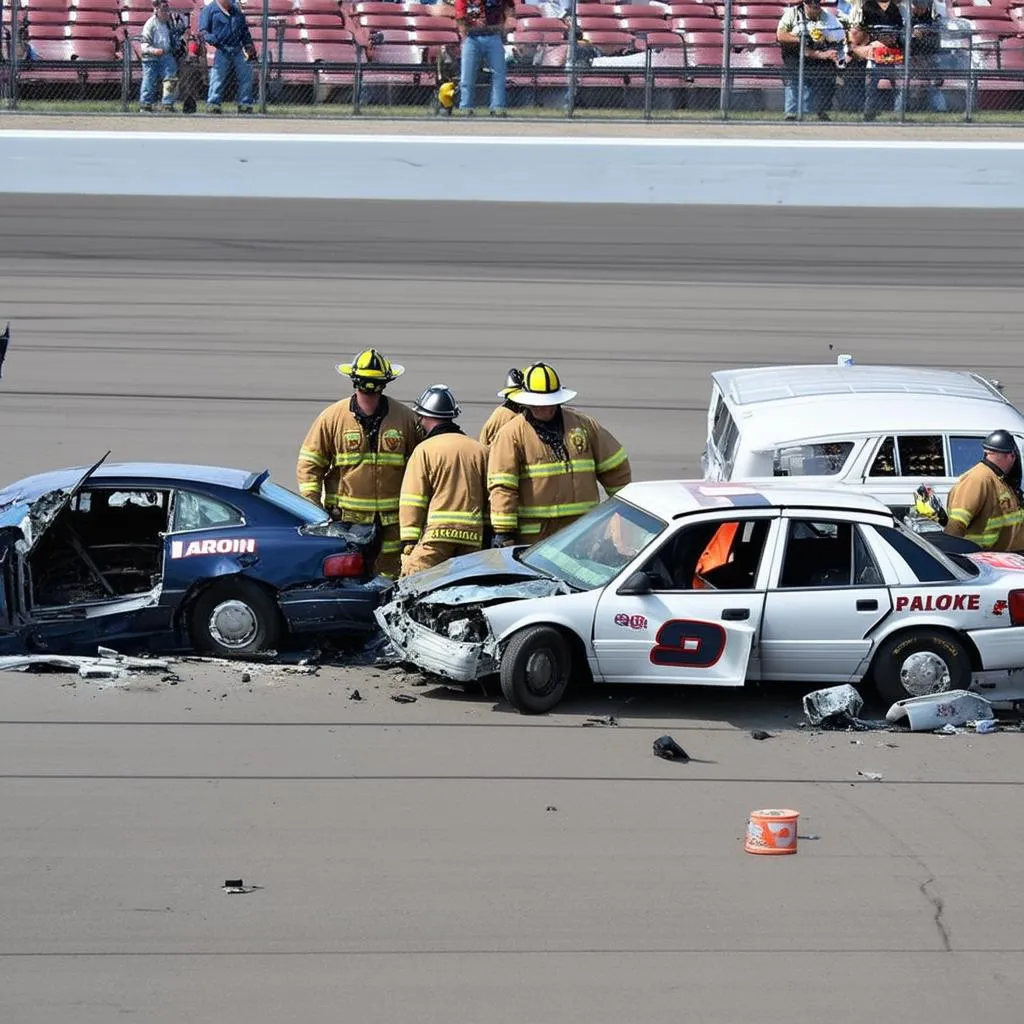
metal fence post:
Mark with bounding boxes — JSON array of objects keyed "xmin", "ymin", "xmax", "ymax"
[
  {"xmin": 353, "ymin": 43, "xmax": 362, "ymax": 115},
  {"xmin": 964, "ymin": 30, "xmax": 974, "ymax": 122},
  {"xmin": 121, "ymin": 32, "xmax": 131, "ymax": 111},
  {"xmin": 900, "ymin": 0, "xmax": 913, "ymax": 122},
  {"xmin": 643, "ymin": 36, "xmax": 653, "ymax": 120},
  {"xmin": 566, "ymin": 0, "xmax": 577, "ymax": 118},
  {"xmin": 796, "ymin": 6, "xmax": 806, "ymax": 120},
  {"xmin": 9, "ymin": 0, "xmax": 20, "ymax": 110},
  {"xmin": 259, "ymin": 0, "xmax": 269, "ymax": 113},
  {"xmin": 719, "ymin": 0, "xmax": 733, "ymax": 119}
]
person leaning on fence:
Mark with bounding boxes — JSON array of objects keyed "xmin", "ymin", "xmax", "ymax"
[
  {"xmin": 776, "ymin": 0, "xmax": 845, "ymax": 121},
  {"xmin": 454, "ymin": 0, "xmax": 514, "ymax": 117},
  {"xmin": 198, "ymin": 0, "xmax": 257, "ymax": 114},
  {"xmin": 905, "ymin": 0, "xmax": 948, "ymax": 114},
  {"xmin": 139, "ymin": 0, "xmax": 180, "ymax": 112},
  {"xmin": 848, "ymin": 0, "xmax": 905, "ymax": 120}
]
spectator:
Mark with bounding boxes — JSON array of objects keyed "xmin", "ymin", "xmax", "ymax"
[
  {"xmin": 776, "ymin": 0, "xmax": 845, "ymax": 120},
  {"xmin": 454, "ymin": 0, "xmax": 514, "ymax": 116},
  {"xmin": 16, "ymin": 37, "xmax": 41, "ymax": 62},
  {"xmin": 904, "ymin": 0, "xmax": 948, "ymax": 113},
  {"xmin": 848, "ymin": 0, "xmax": 905, "ymax": 119},
  {"xmin": 199, "ymin": 0, "xmax": 257, "ymax": 114},
  {"xmin": 139, "ymin": 0, "xmax": 179, "ymax": 113}
]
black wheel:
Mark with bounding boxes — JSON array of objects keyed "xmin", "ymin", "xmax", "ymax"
[
  {"xmin": 499, "ymin": 625, "xmax": 573, "ymax": 714},
  {"xmin": 872, "ymin": 629, "xmax": 972, "ymax": 706},
  {"xmin": 189, "ymin": 579, "xmax": 283, "ymax": 657}
]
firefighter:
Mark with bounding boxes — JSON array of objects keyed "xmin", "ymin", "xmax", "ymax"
[
  {"xmin": 296, "ymin": 348, "xmax": 423, "ymax": 579},
  {"xmin": 944, "ymin": 429, "xmax": 1024, "ymax": 551},
  {"xmin": 487, "ymin": 361, "xmax": 632, "ymax": 546},
  {"xmin": 479, "ymin": 367, "xmax": 525, "ymax": 449},
  {"xmin": 399, "ymin": 384, "xmax": 488, "ymax": 577}
]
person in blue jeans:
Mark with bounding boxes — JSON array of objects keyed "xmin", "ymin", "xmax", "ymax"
[
  {"xmin": 199, "ymin": 0, "xmax": 257, "ymax": 114},
  {"xmin": 139, "ymin": 0, "xmax": 180, "ymax": 112},
  {"xmin": 454, "ymin": 0, "xmax": 513, "ymax": 115}
]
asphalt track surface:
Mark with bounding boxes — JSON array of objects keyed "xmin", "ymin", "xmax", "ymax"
[{"xmin": 2, "ymin": 196, "xmax": 1024, "ymax": 1023}]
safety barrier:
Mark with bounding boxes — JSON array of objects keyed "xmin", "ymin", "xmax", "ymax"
[{"xmin": 3, "ymin": 0, "xmax": 1024, "ymax": 122}]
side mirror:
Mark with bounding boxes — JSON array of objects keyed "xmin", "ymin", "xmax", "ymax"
[{"xmin": 617, "ymin": 570, "xmax": 653, "ymax": 596}]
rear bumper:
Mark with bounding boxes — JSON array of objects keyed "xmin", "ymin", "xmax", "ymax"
[
  {"xmin": 279, "ymin": 581, "xmax": 383, "ymax": 635},
  {"xmin": 967, "ymin": 625, "xmax": 1024, "ymax": 671}
]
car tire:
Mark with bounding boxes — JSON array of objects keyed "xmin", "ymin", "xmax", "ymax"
[
  {"xmin": 500, "ymin": 625, "xmax": 573, "ymax": 715},
  {"xmin": 189, "ymin": 579, "xmax": 283, "ymax": 657},
  {"xmin": 872, "ymin": 629, "xmax": 973, "ymax": 706}
]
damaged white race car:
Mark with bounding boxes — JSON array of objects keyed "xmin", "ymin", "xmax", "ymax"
[{"xmin": 375, "ymin": 481, "xmax": 1024, "ymax": 714}]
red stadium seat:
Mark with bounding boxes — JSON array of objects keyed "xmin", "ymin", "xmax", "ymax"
[
  {"xmin": 580, "ymin": 28, "xmax": 634, "ymax": 46},
  {"xmin": 68, "ymin": 9, "xmax": 118, "ymax": 26},
  {"xmin": 25, "ymin": 9, "xmax": 69, "ymax": 23},
  {"xmin": 303, "ymin": 24, "xmax": 355, "ymax": 38},
  {"xmin": 411, "ymin": 27, "xmax": 460, "ymax": 41},
  {"xmin": 25, "ymin": 23, "xmax": 70, "ymax": 37},
  {"xmin": 513, "ymin": 3, "xmax": 543, "ymax": 15},
  {"xmin": 671, "ymin": 15, "xmax": 722, "ymax": 30},
  {"xmin": 296, "ymin": 0, "xmax": 343, "ymax": 10},
  {"xmin": 732, "ymin": 16, "xmax": 780, "ymax": 31},
  {"xmin": 620, "ymin": 16, "xmax": 672, "ymax": 31},
  {"xmin": 24, "ymin": 0, "xmax": 71, "ymax": 10},
  {"xmin": 637, "ymin": 30, "xmax": 685, "ymax": 46},
  {"xmin": 611, "ymin": 4, "xmax": 667, "ymax": 17},
  {"xmin": 664, "ymin": 2, "xmax": 720, "ymax": 15},
  {"xmin": 359, "ymin": 13, "xmax": 413, "ymax": 26},
  {"xmin": 516, "ymin": 15, "xmax": 570, "ymax": 29},
  {"xmin": 510, "ymin": 27, "xmax": 567, "ymax": 41},
  {"xmin": 354, "ymin": 1, "xmax": 405, "ymax": 12},
  {"xmin": 577, "ymin": 3, "xmax": 618, "ymax": 16},
  {"xmin": 579, "ymin": 15, "xmax": 620, "ymax": 30},
  {"xmin": 67, "ymin": 22, "xmax": 116, "ymax": 36}
]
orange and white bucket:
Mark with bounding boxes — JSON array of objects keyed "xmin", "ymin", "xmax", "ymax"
[{"xmin": 744, "ymin": 808, "xmax": 800, "ymax": 855}]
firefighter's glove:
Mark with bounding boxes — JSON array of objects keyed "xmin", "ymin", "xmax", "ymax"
[{"xmin": 492, "ymin": 533, "xmax": 515, "ymax": 548}]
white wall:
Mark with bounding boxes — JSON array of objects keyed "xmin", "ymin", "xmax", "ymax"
[{"xmin": 2, "ymin": 130, "xmax": 1023, "ymax": 206}]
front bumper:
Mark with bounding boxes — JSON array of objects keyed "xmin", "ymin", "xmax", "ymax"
[{"xmin": 374, "ymin": 601, "xmax": 497, "ymax": 682}]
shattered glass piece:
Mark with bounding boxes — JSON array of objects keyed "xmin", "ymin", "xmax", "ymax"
[
  {"xmin": 934, "ymin": 723, "xmax": 959, "ymax": 735},
  {"xmin": 803, "ymin": 684, "xmax": 865, "ymax": 729},
  {"xmin": 976, "ymin": 719, "xmax": 999, "ymax": 734}
]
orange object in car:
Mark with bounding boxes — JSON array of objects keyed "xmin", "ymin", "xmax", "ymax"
[{"xmin": 694, "ymin": 521, "xmax": 739, "ymax": 588}]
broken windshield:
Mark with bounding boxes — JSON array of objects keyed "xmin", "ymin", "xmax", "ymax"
[{"xmin": 519, "ymin": 499, "xmax": 666, "ymax": 591}]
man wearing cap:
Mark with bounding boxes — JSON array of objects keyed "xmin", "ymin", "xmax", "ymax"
[
  {"xmin": 199, "ymin": 0, "xmax": 257, "ymax": 114},
  {"xmin": 776, "ymin": 0, "xmax": 845, "ymax": 120},
  {"xmin": 399, "ymin": 385, "xmax": 488, "ymax": 577},
  {"xmin": 479, "ymin": 367, "xmax": 526, "ymax": 450},
  {"xmin": 487, "ymin": 362, "xmax": 632, "ymax": 546},
  {"xmin": 944, "ymin": 430, "xmax": 1024, "ymax": 551},
  {"xmin": 297, "ymin": 349, "xmax": 423, "ymax": 579},
  {"xmin": 139, "ymin": 0, "xmax": 181, "ymax": 112}
]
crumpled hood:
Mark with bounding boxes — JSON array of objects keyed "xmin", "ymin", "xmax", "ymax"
[{"xmin": 391, "ymin": 546, "xmax": 552, "ymax": 598}]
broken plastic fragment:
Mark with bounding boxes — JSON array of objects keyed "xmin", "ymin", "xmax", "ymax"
[
  {"xmin": 885, "ymin": 690, "xmax": 994, "ymax": 732},
  {"xmin": 934, "ymin": 723, "xmax": 959, "ymax": 735},
  {"xmin": 857, "ymin": 770, "xmax": 883, "ymax": 781},
  {"xmin": 391, "ymin": 693, "xmax": 417, "ymax": 704},
  {"xmin": 976, "ymin": 719, "xmax": 998, "ymax": 734},
  {"xmin": 582, "ymin": 715, "xmax": 618, "ymax": 727},
  {"xmin": 652, "ymin": 735, "xmax": 690, "ymax": 762},
  {"xmin": 750, "ymin": 729, "xmax": 772, "ymax": 741},
  {"xmin": 349, "ymin": 689, "xmax": 362, "ymax": 701}
]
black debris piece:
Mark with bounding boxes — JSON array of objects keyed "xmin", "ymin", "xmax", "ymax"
[
  {"xmin": 583, "ymin": 715, "xmax": 618, "ymax": 727},
  {"xmin": 750, "ymin": 729, "xmax": 772, "ymax": 741},
  {"xmin": 161, "ymin": 674, "xmax": 181, "ymax": 684},
  {"xmin": 545, "ymin": 805, "xmax": 558, "ymax": 812},
  {"xmin": 652, "ymin": 735, "xmax": 690, "ymax": 762},
  {"xmin": 391, "ymin": 693, "xmax": 417, "ymax": 704},
  {"xmin": 349, "ymin": 689, "xmax": 362, "ymax": 701},
  {"xmin": 224, "ymin": 879, "xmax": 244, "ymax": 888},
  {"xmin": 0, "ymin": 324, "xmax": 9, "ymax": 380},
  {"xmin": 241, "ymin": 672, "xmax": 251, "ymax": 684}
]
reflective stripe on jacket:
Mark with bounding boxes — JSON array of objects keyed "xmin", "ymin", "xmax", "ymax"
[
  {"xmin": 296, "ymin": 397, "xmax": 423, "ymax": 525},
  {"xmin": 945, "ymin": 460, "xmax": 1024, "ymax": 550},
  {"xmin": 479, "ymin": 405, "xmax": 520, "ymax": 449},
  {"xmin": 399, "ymin": 425, "xmax": 488, "ymax": 546},
  {"xmin": 486, "ymin": 407, "xmax": 631, "ymax": 536}
]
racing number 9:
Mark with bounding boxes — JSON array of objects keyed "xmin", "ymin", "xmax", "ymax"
[{"xmin": 650, "ymin": 620, "xmax": 726, "ymax": 668}]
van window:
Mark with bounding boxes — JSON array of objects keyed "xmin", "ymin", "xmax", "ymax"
[
  {"xmin": 869, "ymin": 436, "xmax": 897, "ymax": 477},
  {"xmin": 897, "ymin": 435, "xmax": 946, "ymax": 477},
  {"xmin": 711, "ymin": 405, "xmax": 740, "ymax": 474},
  {"xmin": 773, "ymin": 442, "xmax": 854, "ymax": 477},
  {"xmin": 949, "ymin": 436, "xmax": 985, "ymax": 477}
]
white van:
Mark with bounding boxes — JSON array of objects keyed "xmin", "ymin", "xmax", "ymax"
[{"xmin": 701, "ymin": 360, "xmax": 1024, "ymax": 515}]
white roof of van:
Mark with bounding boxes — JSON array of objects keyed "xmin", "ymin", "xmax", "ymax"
[{"xmin": 711, "ymin": 365, "xmax": 1024, "ymax": 448}]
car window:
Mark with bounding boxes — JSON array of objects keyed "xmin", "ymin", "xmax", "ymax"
[
  {"xmin": 897, "ymin": 435, "xmax": 946, "ymax": 477},
  {"xmin": 641, "ymin": 517, "xmax": 771, "ymax": 591},
  {"xmin": 520, "ymin": 499, "xmax": 665, "ymax": 591},
  {"xmin": 779, "ymin": 519, "xmax": 868, "ymax": 589},
  {"xmin": 949, "ymin": 436, "xmax": 986, "ymax": 477},
  {"xmin": 773, "ymin": 442, "xmax": 854, "ymax": 477},
  {"xmin": 171, "ymin": 491, "xmax": 244, "ymax": 533},
  {"xmin": 872, "ymin": 524, "xmax": 959, "ymax": 582},
  {"xmin": 259, "ymin": 480, "xmax": 326, "ymax": 525},
  {"xmin": 869, "ymin": 436, "xmax": 897, "ymax": 477}
]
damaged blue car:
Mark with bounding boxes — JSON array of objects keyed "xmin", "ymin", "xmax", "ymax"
[{"xmin": 0, "ymin": 455, "xmax": 385, "ymax": 657}]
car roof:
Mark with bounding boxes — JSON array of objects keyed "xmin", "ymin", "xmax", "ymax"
[
  {"xmin": 711, "ymin": 366, "xmax": 1023, "ymax": 447},
  {"xmin": 618, "ymin": 480, "xmax": 894, "ymax": 522},
  {"xmin": 1, "ymin": 462, "xmax": 264, "ymax": 501}
]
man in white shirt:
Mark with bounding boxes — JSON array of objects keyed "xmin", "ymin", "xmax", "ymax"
[
  {"xmin": 776, "ymin": 0, "xmax": 846, "ymax": 119},
  {"xmin": 139, "ymin": 0, "xmax": 179, "ymax": 111}
]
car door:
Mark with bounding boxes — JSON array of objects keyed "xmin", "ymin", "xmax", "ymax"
[
  {"xmin": 759, "ymin": 513, "xmax": 893, "ymax": 683},
  {"xmin": 592, "ymin": 511, "xmax": 780, "ymax": 685}
]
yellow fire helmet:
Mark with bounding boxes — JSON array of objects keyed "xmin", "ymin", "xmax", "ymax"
[
  {"xmin": 497, "ymin": 366, "xmax": 527, "ymax": 399},
  {"xmin": 508, "ymin": 362, "xmax": 579, "ymax": 407},
  {"xmin": 438, "ymin": 81, "xmax": 456, "ymax": 109},
  {"xmin": 337, "ymin": 348, "xmax": 405, "ymax": 393}
]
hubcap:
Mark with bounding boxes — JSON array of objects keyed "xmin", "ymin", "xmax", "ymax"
[
  {"xmin": 208, "ymin": 600, "xmax": 259, "ymax": 650},
  {"xmin": 525, "ymin": 648, "xmax": 558, "ymax": 696},
  {"xmin": 899, "ymin": 650, "xmax": 951, "ymax": 697}
]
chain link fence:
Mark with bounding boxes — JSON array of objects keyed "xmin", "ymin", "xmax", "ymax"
[{"xmin": 3, "ymin": 0, "xmax": 1024, "ymax": 121}]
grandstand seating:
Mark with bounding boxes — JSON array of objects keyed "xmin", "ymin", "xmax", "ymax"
[{"xmin": 7, "ymin": 0, "xmax": 1024, "ymax": 109}]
